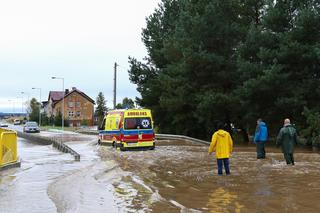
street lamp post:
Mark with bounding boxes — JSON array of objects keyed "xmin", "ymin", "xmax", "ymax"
[
  {"xmin": 16, "ymin": 96, "xmax": 23, "ymax": 115},
  {"xmin": 32, "ymin": 87, "xmax": 42, "ymax": 127},
  {"xmin": 8, "ymin": 99, "xmax": 15, "ymax": 115},
  {"xmin": 51, "ymin": 77, "xmax": 64, "ymax": 131},
  {"xmin": 21, "ymin": 92, "xmax": 30, "ymax": 116}
]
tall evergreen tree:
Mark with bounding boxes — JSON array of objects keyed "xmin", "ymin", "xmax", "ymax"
[
  {"xmin": 28, "ymin": 98, "xmax": 39, "ymax": 122},
  {"xmin": 129, "ymin": 0, "xmax": 320, "ymax": 138},
  {"xmin": 129, "ymin": 0, "xmax": 247, "ymax": 138},
  {"xmin": 237, "ymin": 0, "xmax": 320, "ymax": 132},
  {"xmin": 116, "ymin": 97, "xmax": 135, "ymax": 109},
  {"xmin": 95, "ymin": 92, "xmax": 108, "ymax": 125}
]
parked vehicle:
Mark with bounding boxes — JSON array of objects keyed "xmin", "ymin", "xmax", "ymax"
[
  {"xmin": 13, "ymin": 119, "xmax": 21, "ymax": 125},
  {"xmin": 23, "ymin": 121, "xmax": 40, "ymax": 133},
  {"xmin": 0, "ymin": 123, "xmax": 8, "ymax": 127},
  {"xmin": 98, "ymin": 109, "xmax": 155, "ymax": 150}
]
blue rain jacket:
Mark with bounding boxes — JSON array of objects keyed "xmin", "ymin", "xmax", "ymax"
[{"xmin": 254, "ymin": 122, "xmax": 268, "ymax": 143}]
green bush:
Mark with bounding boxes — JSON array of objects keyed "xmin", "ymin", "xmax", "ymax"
[
  {"xmin": 54, "ymin": 111, "xmax": 69, "ymax": 127},
  {"xmin": 301, "ymin": 107, "xmax": 320, "ymax": 147},
  {"xmin": 81, "ymin": 119, "xmax": 88, "ymax": 126}
]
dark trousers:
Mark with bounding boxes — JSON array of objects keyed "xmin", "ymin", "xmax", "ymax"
[
  {"xmin": 256, "ymin": 141, "xmax": 266, "ymax": 159},
  {"xmin": 284, "ymin": 153, "xmax": 294, "ymax": 165},
  {"xmin": 217, "ymin": 158, "xmax": 230, "ymax": 175}
]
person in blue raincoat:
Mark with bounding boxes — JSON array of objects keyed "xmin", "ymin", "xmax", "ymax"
[{"xmin": 254, "ymin": 118, "xmax": 268, "ymax": 159}]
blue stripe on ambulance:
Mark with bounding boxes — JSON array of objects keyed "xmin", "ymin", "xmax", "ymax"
[
  {"xmin": 121, "ymin": 129, "xmax": 154, "ymax": 135},
  {"xmin": 99, "ymin": 129, "xmax": 154, "ymax": 135},
  {"xmin": 99, "ymin": 130, "xmax": 121, "ymax": 134}
]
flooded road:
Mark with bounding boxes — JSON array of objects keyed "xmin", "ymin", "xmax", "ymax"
[
  {"xmin": 0, "ymin": 137, "xmax": 123, "ymax": 213},
  {"xmin": 1, "ymin": 134, "xmax": 320, "ymax": 212},
  {"xmin": 99, "ymin": 140, "xmax": 320, "ymax": 212},
  {"xmin": 0, "ymin": 138, "xmax": 73, "ymax": 212}
]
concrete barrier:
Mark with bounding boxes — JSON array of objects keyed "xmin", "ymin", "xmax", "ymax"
[
  {"xmin": 17, "ymin": 132, "xmax": 53, "ymax": 145},
  {"xmin": 52, "ymin": 137, "xmax": 80, "ymax": 161},
  {"xmin": 18, "ymin": 131, "xmax": 80, "ymax": 161}
]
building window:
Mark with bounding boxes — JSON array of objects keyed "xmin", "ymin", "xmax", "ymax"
[
  {"xmin": 68, "ymin": 111, "xmax": 74, "ymax": 117},
  {"xmin": 68, "ymin": 102, "xmax": 74, "ymax": 108},
  {"xmin": 76, "ymin": 102, "xmax": 81, "ymax": 107},
  {"xmin": 76, "ymin": 111, "xmax": 81, "ymax": 117}
]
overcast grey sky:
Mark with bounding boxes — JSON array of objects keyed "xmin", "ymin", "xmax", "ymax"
[{"xmin": 0, "ymin": 0, "xmax": 160, "ymax": 113}]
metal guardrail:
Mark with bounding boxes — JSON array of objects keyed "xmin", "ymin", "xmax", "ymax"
[
  {"xmin": 76, "ymin": 129, "xmax": 99, "ymax": 135},
  {"xmin": 156, "ymin": 134, "xmax": 210, "ymax": 145},
  {"xmin": 77, "ymin": 129, "xmax": 210, "ymax": 146}
]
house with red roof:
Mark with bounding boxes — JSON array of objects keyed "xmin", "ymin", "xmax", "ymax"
[{"xmin": 45, "ymin": 87, "xmax": 95, "ymax": 127}]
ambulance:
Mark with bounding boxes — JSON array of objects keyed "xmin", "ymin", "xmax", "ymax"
[{"xmin": 98, "ymin": 109, "xmax": 155, "ymax": 150}]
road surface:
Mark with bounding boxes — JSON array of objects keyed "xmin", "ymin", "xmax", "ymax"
[{"xmin": 1, "ymin": 126, "xmax": 320, "ymax": 212}]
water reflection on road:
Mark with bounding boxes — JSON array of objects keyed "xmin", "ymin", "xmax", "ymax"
[
  {"xmin": 99, "ymin": 140, "xmax": 320, "ymax": 212},
  {"xmin": 1, "ymin": 136, "xmax": 320, "ymax": 213},
  {"xmin": 0, "ymin": 137, "xmax": 121, "ymax": 213},
  {"xmin": 0, "ymin": 138, "xmax": 73, "ymax": 212}
]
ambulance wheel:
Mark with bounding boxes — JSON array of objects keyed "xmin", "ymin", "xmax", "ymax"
[
  {"xmin": 149, "ymin": 145, "xmax": 155, "ymax": 150},
  {"xmin": 112, "ymin": 142, "xmax": 115, "ymax": 147}
]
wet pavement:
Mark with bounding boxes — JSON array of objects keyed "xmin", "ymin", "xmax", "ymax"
[
  {"xmin": 0, "ymin": 136, "xmax": 121, "ymax": 213},
  {"xmin": 1, "ymin": 133, "xmax": 320, "ymax": 213},
  {"xmin": 98, "ymin": 140, "xmax": 320, "ymax": 213}
]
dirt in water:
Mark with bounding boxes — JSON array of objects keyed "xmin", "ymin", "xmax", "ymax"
[{"xmin": 98, "ymin": 140, "xmax": 320, "ymax": 212}]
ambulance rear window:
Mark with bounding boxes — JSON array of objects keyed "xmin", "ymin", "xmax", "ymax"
[{"xmin": 124, "ymin": 118, "xmax": 152, "ymax": 130}]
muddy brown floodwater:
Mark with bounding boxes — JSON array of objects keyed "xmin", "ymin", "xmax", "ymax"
[{"xmin": 98, "ymin": 140, "xmax": 320, "ymax": 213}]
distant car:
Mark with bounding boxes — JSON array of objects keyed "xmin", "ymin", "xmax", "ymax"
[
  {"xmin": 0, "ymin": 123, "xmax": 8, "ymax": 127},
  {"xmin": 23, "ymin": 121, "xmax": 40, "ymax": 133},
  {"xmin": 13, "ymin": 119, "xmax": 21, "ymax": 125}
]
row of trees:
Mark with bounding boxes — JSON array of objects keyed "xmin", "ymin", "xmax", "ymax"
[
  {"xmin": 28, "ymin": 98, "xmax": 69, "ymax": 126},
  {"xmin": 128, "ymin": 0, "xmax": 320, "ymax": 141}
]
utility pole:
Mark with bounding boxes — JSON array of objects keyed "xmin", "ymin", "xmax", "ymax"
[
  {"xmin": 51, "ymin": 77, "xmax": 65, "ymax": 131},
  {"xmin": 113, "ymin": 62, "xmax": 118, "ymax": 109}
]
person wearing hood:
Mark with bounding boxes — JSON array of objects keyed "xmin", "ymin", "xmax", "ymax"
[
  {"xmin": 254, "ymin": 118, "xmax": 268, "ymax": 159},
  {"xmin": 276, "ymin": 118, "xmax": 298, "ymax": 165},
  {"xmin": 208, "ymin": 122, "xmax": 233, "ymax": 175}
]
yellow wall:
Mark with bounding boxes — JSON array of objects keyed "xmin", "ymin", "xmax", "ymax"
[{"xmin": 0, "ymin": 128, "xmax": 18, "ymax": 167}]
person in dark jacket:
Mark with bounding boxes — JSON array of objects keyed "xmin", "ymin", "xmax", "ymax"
[
  {"xmin": 254, "ymin": 118, "xmax": 268, "ymax": 159},
  {"xmin": 276, "ymin": 118, "xmax": 298, "ymax": 165}
]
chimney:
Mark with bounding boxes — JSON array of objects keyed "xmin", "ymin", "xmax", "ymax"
[
  {"xmin": 72, "ymin": 87, "xmax": 76, "ymax": 91},
  {"xmin": 65, "ymin": 89, "xmax": 69, "ymax": 94}
]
